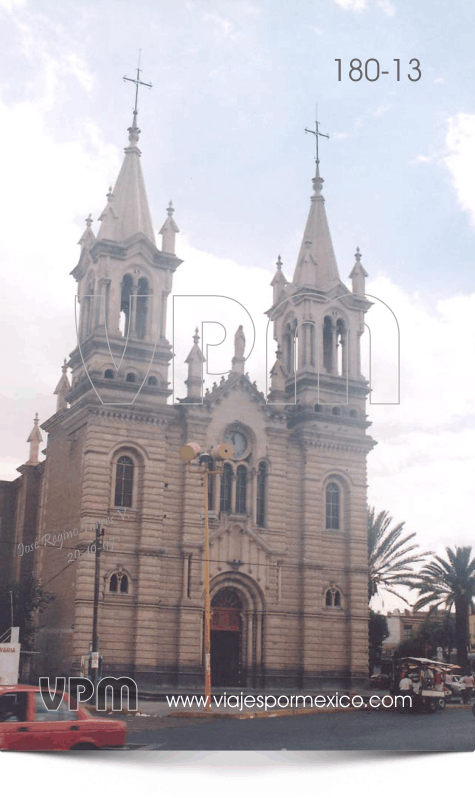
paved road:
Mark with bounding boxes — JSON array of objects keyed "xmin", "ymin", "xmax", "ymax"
[{"xmin": 128, "ymin": 707, "xmax": 475, "ymax": 751}]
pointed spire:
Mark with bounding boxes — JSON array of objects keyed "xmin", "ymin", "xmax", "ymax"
[
  {"xmin": 271, "ymin": 254, "xmax": 288, "ymax": 304},
  {"xmin": 97, "ymin": 118, "xmax": 155, "ymax": 245},
  {"xmin": 185, "ymin": 327, "xmax": 206, "ymax": 400},
  {"xmin": 26, "ymin": 413, "xmax": 43, "ymax": 465},
  {"xmin": 292, "ymin": 164, "xmax": 340, "ymax": 291},
  {"xmin": 159, "ymin": 200, "xmax": 180, "ymax": 254},
  {"xmin": 349, "ymin": 246, "xmax": 368, "ymax": 296},
  {"xmin": 78, "ymin": 213, "xmax": 96, "ymax": 250},
  {"xmin": 54, "ymin": 359, "xmax": 71, "ymax": 411},
  {"xmin": 231, "ymin": 325, "xmax": 246, "ymax": 375}
]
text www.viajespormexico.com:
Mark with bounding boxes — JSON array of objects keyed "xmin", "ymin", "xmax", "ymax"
[{"xmin": 166, "ymin": 693, "xmax": 412, "ymax": 710}]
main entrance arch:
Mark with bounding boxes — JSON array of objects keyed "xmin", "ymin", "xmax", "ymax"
[{"xmin": 209, "ymin": 572, "xmax": 265, "ymax": 688}]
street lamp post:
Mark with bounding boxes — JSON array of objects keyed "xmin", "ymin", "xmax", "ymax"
[
  {"xmin": 91, "ymin": 523, "xmax": 104, "ymax": 691},
  {"xmin": 180, "ymin": 442, "xmax": 233, "ymax": 711}
]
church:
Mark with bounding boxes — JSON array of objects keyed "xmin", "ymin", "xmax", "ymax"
[{"xmin": 0, "ymin": 102, "xmax": 375, "ymax": 691}]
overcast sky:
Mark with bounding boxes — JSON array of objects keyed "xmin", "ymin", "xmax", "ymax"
[{"xmin": 0, "ymin": 0, "xmax": 474, "ymax": 610}]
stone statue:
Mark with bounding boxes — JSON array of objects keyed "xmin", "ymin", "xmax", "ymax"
[{"xmin": 234, "ymin": 325, "xmax": 245, "ymax": 359}]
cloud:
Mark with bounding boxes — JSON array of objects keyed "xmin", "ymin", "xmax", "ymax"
[
  {"xmin": 434, "ymin": 77, "xmax": 445, "ymax": 84},
  {"xmin": 332, "ymin": 0, "xmax": 367, "ymax": 10},
  {"xmin": 444, "ymin": 112, "xmax": 475, "ymax": 226},
  {"xmin": 332, "ymin": 0, "xmax": 395, "ymax": 14},
  {"xmin": 333, "ymin": 132, "xmax": 351, "ymax": 140},
  {"xmin": 203, "ymin": 12, "xmax": 233, "ymax": 37},
  {"xmin": 375, "ymin": 0, "xmax": 396, "ymax": 16},
  {"xmin": 0, "ymin": 0, "xmax": 26, "ymax": 11},
  {"xmin": 410, "ymin": 154, "xmax": 433, "ymax": 164},
  {"xmin": 373, "ymin": 104, "xmax": 392, "ymax": 118}
]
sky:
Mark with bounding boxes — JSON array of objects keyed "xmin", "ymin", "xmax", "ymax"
[{"xmin": 0, "ymin": 0, "xmax": 474, "ymax": 611}]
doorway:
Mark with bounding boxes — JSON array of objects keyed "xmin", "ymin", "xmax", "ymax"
[{"xmin": 210, "ymin": 588, "xmax": 242, "ymax": 687}]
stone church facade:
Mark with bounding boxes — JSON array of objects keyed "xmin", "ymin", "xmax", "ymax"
[{"xmin": 1, "ymin": 108, "xmax": 375, "ymax": 690}]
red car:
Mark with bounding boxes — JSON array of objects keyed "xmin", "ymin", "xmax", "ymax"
[{"xmin": 0, "ymin": 685, "xmax": 127, "ymax": 751}]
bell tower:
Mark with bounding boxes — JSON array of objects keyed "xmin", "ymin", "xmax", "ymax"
[
  {"xmin": 268, "ymin": 154, "xmax": 371, "ymax": 413},
  {"xmin": 69, "ymin": 112, "xmax": 182, "ymax": 406}
]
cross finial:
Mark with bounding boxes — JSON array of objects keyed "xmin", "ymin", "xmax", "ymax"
[
  {"xmin": 276, "ymin": 254, "xmax": 282, "ymax": 270},
  {"xmin": 193, "ymin": 327, "xmax": 200, "ymax": 344},
  {"xmin": 123, "ymin": 50, "xmax": 152, "ymax": 130},
  {"xmin": 85, "ymin": 213, "xmax": 93, "ymax": 228},
  {"xmin": 355, "ymin": 246, "xmax": 362, "ymax": 262},
  {"xmin": 305, "ymin": 104, "xmax": 329, "ymax": 176},
  {"xmin": 167, "ymin": 200, "xmax": 174, "ymax": 217}
]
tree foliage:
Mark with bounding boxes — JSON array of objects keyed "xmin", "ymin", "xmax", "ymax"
[
  {"xmin": 411, "ymin": 546, "xmax": 475, "ymax": 668},
  {"xmin": 396, "ymin": 612, "xmax": 455, "ymax": 660},
  {"xmin": 0, "ymin": 577, "xmax": 55, "ymax": 650},
  {"xmin": 368, "ymin": 507, "xmax": 428, "ymax": 602}
]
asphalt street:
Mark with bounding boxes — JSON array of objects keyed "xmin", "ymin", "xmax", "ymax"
[{"xmin": 127, "ymin": 706, "xmax": 475, "ymax": 751}]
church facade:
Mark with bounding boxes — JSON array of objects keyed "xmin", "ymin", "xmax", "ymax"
[{"xmin": 1, "ymin": 107, "xmax": 375, "ymax": 690}]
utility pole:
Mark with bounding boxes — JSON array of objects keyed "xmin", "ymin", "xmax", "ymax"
[{"xmin": 91, "ymin": 523, "xmax": 104, "ymax": 691}]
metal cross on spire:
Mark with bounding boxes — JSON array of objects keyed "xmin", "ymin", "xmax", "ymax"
[
  {"xmin": 123, "ymin": 50, "xmax": 152, "ymax": 123},
  {"xmin": 305, "ymin": 105, "xmax": 329, "ymax": 174}
]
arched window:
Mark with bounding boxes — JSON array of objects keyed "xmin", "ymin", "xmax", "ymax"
[
  {"xmin": 256, "ymin": 461, "xmax": 267, "ymax": 528},
  {"xmin": 235, "ymin": 465, "xmax": 247, "ymax": 514},
  {"xmin": 326, "ymin": 482, "xmax": 340, "ymax": 530},
  {"xmin": 309, "ymin": 323, "xmax": 316, "ymax": 366},
  {"xmin": 207, "ymin": 473, "xmax": 214, "ymax": 512},
  {"xmin": 315, "ymin": 404, "xmax": 322, "ymax": 412},
  {"xmin": 148, "ymin": 376, "xmax": 158, "ymax": 386},
  {"xmin": 136, "ymin": 277, "xmax": 149, "ymax": 339},
  {"xmin": 332, "ymin": 406, "xmax": 341, "ymax": 416},
  {"xmin": 120, "ymin": 274, "xmax": 133, "ymax": 337},
  {"xmin": 104, "ymin": 369, "xmax": 114, "ymax": 379},
  {"xmin": 284, "ymin": 319, "xmax": 297, "ymax": 373},
  {"xmin": 220, "ymin": 463, "xmax": 233, "ymax": 513},
  {"xmin": 323, "ymin": 316, "xmax": 332, "ymax": 373},
  {"xmin": 109, "ymin": 571, "xmax": 129, "ymax": 594},
  {"xmin": 81, "ymin": 280, "xmax": 95, "ymax": 339},
  {"xmin": 325, "ymin": 588, "xmax": 341, "ymax": 607},
  {"xmin": 126, "ymin": 373, "xmax": 136, "ymax": 383},
  {"xmin": 337, "ymin": 318, "xmax": 346, "ymax": 376},
  {"xmin": 114, "ymin": 456, "xmax": 134, "ymax": 507},
  {"xmin": 349, "ymin": 409, "xmax": 357, "ymax": 418}
]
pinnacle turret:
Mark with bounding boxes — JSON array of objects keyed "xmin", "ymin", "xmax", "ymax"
[
  {"xmin": 270, "ymin": 255, "xmax": 288, "ymax": 305},
  {"xmin": 159, "ymin": 201, "xmax": 180, "ymax": 254},
  {"xmin": 78, "ymin": 213, "xmax": 96, "ymax": 251},
  {"xmin": 349, "ymin": 246, "xmax": 368, "ymax": 296},
  {"xmin": 54, "ymin": 359, "xmax": 71, "ymax": 411},
  {"xmin": 185, "ymin": 328, "xmax": 206, "ymax": 400},
  {"xmin": 26, "ymin": 413, "xmax": 43, "ymax": 465}
]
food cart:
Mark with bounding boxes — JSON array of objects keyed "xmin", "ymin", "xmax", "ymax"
[{"xmin": 397, "ymin": 656, "xmax": 460, "ymax": 712}]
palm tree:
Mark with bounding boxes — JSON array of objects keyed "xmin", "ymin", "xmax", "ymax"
[
  {"xmin": 411, "ymin": 546, "xmax": 475, "ymax": 668},
  {"xmin": 368, "ymin": 507, "xmax": 427, "ymax": 603}
]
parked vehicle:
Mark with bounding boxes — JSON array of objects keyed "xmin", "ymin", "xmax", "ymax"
[
  {"xmin": 0, "ymin": 685, "xmax": 126, "ymax": 751},
  {"xmin": 445, "ymin": 675, "xmax": 464, "ymax": 702},
  {"xmin": 370, "ymin": 673, "xmax": 391, "ymax": 689}
]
